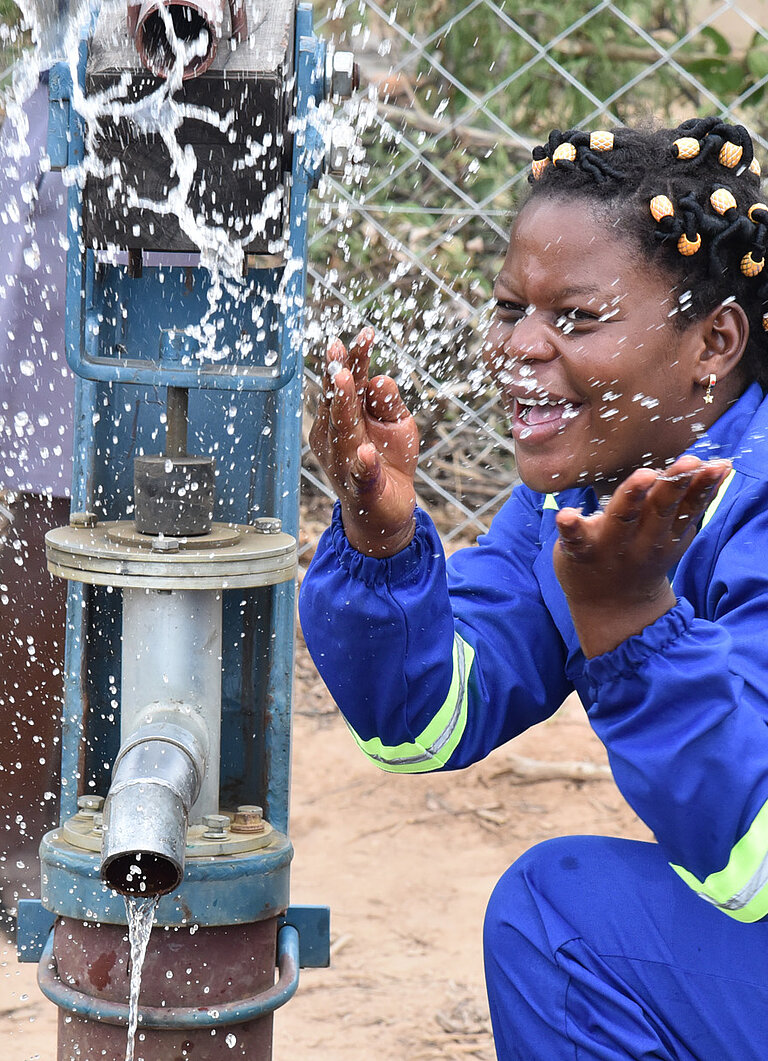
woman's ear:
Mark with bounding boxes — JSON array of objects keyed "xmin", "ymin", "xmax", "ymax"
[{"xmin": 695, "ymin": 301, "xmax": 749, "ymax": 385}]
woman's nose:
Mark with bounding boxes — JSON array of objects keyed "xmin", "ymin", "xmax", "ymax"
[{"xmin": 505, "ymin": 312, "xmax": 558, "ymax": 362}]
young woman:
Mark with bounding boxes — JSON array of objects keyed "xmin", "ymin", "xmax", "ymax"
[{"xmin": 299, "ymin": 119, "xmax": 768, "ymax": 1059}]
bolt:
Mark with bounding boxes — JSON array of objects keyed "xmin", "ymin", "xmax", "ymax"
[
  {"xmin": 326, "ymin": 124, "xmax": 358, "ymax": 176},
  {"xmin": 76, "ymin": 794, "xmax": 105, "ymax": 818},
  {"xmin": 151, "ymin": 535, "xmax": 181, "ymax": 553},
  {"xmin": 70, "ymin": 511, "xmax": 98, "ymax": 528},
  {"xmin": 253, "ymin": 517, "xmax": 282, "ymax": 535},
  {"xmin": 325, "ymin": 49, "xmax": 358, "ymax": 100},
  {"xmin": 92, "ymin": 812, "xmax": 104, "ymax": 835},
  {"xmin": 202, "ymin": 813, "xmax": 230, "ymax": 839},
  {"xmin": 232, "ymin": 805, "xmax": 266, "ymax": 834}
]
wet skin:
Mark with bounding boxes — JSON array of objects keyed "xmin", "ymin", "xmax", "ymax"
[{"xmin": 311, "ymin": 199, "xmax": 746, "ymax": 655}]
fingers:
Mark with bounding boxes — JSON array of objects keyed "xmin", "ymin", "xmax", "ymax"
[
  {"xmin": 348, "ymin": 326, "xmax": 375, "ymax": 395},
  {"xmin": 365, "ymin": 375, "xmax": 410, "ymax": 423}
]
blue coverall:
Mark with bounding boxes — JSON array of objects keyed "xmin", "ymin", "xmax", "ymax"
[{"xmin": 299, "ymin": 381, "xmax": 768, "ymax": 1059}]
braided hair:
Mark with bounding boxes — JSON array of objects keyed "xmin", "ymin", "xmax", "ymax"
[{"xmin": 527, "ymin": 120, "xmax": 768, "ymax": 389}]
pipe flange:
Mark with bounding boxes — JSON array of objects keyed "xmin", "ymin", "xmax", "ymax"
[
  {"xmin": 45, "ymin": 520, "xmax": 296, "ymax": 589},
  {"xmin": 61, "ymin": 813, "xmax": 275, "ymax": 856}
]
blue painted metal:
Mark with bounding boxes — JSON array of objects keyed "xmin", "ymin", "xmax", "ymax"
[
  {"xmin": 17, "ymin": 898, "xmax": 331, "ymax": 967},
  {"xmin": 281, "ymin": 904, "xmax": 331, "ymax": 968},
  {"xmin": 40, "ymin": 830, "xmax": 293, "ymax": 927},
  {"xmin": 35, "ymin": 0, "xmax": 331, "ymax": 995},
  {"xmin": 16, "ymin": 900, "xmax": 56, "ymax": 964},
  {"xmin": 37, "ymin": 923, "xmax": 300, "ymax": 1027}
]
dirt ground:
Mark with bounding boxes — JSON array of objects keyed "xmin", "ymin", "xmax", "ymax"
[{"xmin": 0, "ymin": 623, "xmax": 651, "ymax": 1060}]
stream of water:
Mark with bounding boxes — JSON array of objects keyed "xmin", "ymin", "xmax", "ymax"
[{"xmin": 124, "ymin": 894, "xmax": 159, "ymax": 1061}]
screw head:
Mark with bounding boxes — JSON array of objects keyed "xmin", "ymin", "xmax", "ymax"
[
  {"xmin": 70, "ymin": 511, "xmax": 98, "ymax": 528},
  {"xmin": 76, "ymin": 794, "xmax": 105, "ymax": 815},
  {"xmin": 201, "ymin": 813, "xmax": 230, "ymax": 839},
  {"xmin": 151, "ymin": 535, "xmax": 181, "ymax": 553},
  {"xmin": 232, "ymin": 805, "xmax": 266, "ymax": 834},
  {"xmin": 253, "ymin": 517, "xmax": 282, "ymax": 535}
]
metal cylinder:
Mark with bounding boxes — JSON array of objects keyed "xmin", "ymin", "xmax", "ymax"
[
  {"xmin": 122, "ymin": 586, "xmax": 222, "ymax": 818},
  {"xmin": 51, "ymin": 914, "xmax": 277, "ymax": 1059},
  {"xmin": 101, "ymin": 721, "xmax": 206, "ymax": 895},
  {"xmin": 130, "ymin": 0, "xmax": 225, "ymax": 80},
  {"xmin": 133, "ymin": 454, "xmax": 215, "ymax": 536}
]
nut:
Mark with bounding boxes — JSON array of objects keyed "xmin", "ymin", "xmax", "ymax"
[
  {"xmin": 76, "ymin": 794, "xmax": 105, "ymax": 817},
  {"xmin": 202, "ymin": 813, "xmax": 230, "ymax": 839},
  {"xmin": 327, "ymin": 124, "xmax": 358, "ymax": 176},
  {"xmin": 325, "ymin": 50, "xmax": 359, "ymax": 100},
  {"xmin": 70, "ymin": 511, "xmax": 98, "ymax": 528},
  {"xmin": 151, "ymin": 535, "xmax": 181, "ymax": 553},
  {"xmin": 253, "ymin": 517, "xmax": 282, "ymax": 535},
  {"xmin": 232, "ymin": 805, "xmax": 266, "ymax": 834}
]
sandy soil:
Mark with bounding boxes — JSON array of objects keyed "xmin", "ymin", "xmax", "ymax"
[{"xmin": 0, "ymin": 624, "xmax": 651, "ymax": 1060}]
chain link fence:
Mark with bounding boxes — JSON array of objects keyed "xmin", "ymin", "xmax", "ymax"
[{"xmin": 299, "ymin": 0, "xmax": 768, "ymax": 561}]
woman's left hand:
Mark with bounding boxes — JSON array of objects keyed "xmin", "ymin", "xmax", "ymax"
[{"xmin": 553, "ymin": 456, "xmax": 732, "ymax": 658}]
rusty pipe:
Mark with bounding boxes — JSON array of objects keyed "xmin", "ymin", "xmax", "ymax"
[{"xmin": 127, "ymin": 0, "xmax": 247, "ymax": 81}]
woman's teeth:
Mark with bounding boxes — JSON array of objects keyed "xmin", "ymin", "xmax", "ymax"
[{"xmin": 517, "ymin": 397, "xmax": 578, "ymax": 424}]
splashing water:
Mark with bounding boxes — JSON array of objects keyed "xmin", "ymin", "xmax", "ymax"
[{"xmin": 124, "ymin": 894, "xmax": 159, "ymax": 1061}]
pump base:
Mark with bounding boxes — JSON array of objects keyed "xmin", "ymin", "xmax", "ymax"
[{"xmin": 53, "ymin": 915, "xmax": 277, "ymax": 1059}]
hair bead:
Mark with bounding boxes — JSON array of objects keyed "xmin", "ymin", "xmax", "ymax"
[
  {"xmin": 650, "ymin": 195, "xmax": 675, "ymax": 222},
  {"xmin": 531, "ymin": 157, "xmax": 551, "ymax": 180},
  {"xmin": 710, "ymin": 188, "xmax": 737, "ymax": 215},
  {"xmin": 719, "ymin": 141, "xmax": 743, "ymax": 168},
  {"xmin": 750, "ymin": 158, "xmax": 762, "ymax": 176},
  {"xmin": 740, "ymin": 252, "xmax": 765, "ymax": 277},
  {"xmin": 763, "ymin": 312, "xmax": 768, "ymax": 332},
  {"xmin": 552, "ymin": 143, "xmax": 577, "ymax": 164},
  {"xmin": 589, "ymin": 130, "xmax": 614, "ymax": 152},
  {"xmin": 748, "ymin": 202, "xmax": 768, "ymax": 223},
  {"xmin": 677, "ymin": 232, "xmax": 701, "ymax": 256},
  {"xmin": 673, "ymin": 137, "xmax": 701, "ymax": 160}
]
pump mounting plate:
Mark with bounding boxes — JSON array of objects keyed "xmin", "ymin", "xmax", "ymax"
[{"xmin": 45, "ymin": 521, "xmax": 297, "ymax": 589}]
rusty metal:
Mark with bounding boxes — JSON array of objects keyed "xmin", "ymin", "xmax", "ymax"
[
  {"xmin": 51, "ymin": 914, "xmax": 278, "ymax": 1059},
  {"xmin": 127, "ymin": 0, "xmax": 249, "ymax": 81},
  {"xmin": 231, "ymin": 805, "xmax": 266, "ymax": 834}
]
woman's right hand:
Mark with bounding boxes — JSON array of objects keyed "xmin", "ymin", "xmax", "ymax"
[{"xmin": 309, "ymin": 327, "xmax": 419, "ymax": 557}]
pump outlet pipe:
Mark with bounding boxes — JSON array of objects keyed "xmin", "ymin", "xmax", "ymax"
[
  {"xmin": 127, "ymin": 0, "xmax": 247, "ymax": 79},
  {"xmin": 101, "ymin": 718, "xmax": 207, "ymax": 895}
]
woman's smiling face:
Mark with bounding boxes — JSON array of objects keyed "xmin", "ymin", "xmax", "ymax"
[{"xmin": 484, "ymin": 198, "xmax": 730, "ymax": 494}]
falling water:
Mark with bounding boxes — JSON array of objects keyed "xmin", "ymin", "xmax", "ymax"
[{"xmin": 124, "ymin": 894, "xmax": 159, "ymax": 1061}]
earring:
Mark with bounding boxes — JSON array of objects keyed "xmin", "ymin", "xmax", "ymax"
[{"xmin": 703, "ymin": 373, "xmax": 716, "ymax": 404}]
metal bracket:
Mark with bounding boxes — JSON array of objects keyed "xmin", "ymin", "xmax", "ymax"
[{"xmin": 18, "ymin": 898, "xmax": 330, "ymax": 967}]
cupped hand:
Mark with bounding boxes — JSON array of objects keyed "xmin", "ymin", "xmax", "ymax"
[
  {"xmin": 309, "ymin": 328, "xmax": 419, "ymax": 557},
  {"xmin": 553, "ymin": 456, "xmax": 732, "ymax": 657}
]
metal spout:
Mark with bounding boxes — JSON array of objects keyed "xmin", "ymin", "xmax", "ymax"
[
  {"xmin": 101, "ymin": 721, "xmax": 207, "ymax": 896},
  {"xmin": 127, "ymin": 0, "xmax": 247, "ymax": 80}
]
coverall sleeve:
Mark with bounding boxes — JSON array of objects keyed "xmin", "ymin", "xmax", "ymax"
[
  {"xmin": 584, "ymin": 481, "xmax": 768, "ymax": 923},
  {"xmin": 298, "ymin": 489, "xmax": 572, "ymax": 773}
]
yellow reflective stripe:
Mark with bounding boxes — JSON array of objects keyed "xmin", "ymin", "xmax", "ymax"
[
  {"xmin": 543, "ymin": 493, "xmax": 559, "ymax": 510},
  {"xmin": 700, "ymin": 468, "xmax": 735, "ymax": 528},
  {"xmin": 347, "ymin": 632, "xmax": 474, "ymax": 773},
  {"xmin": 670, "ymin": 799, "xmax": 768, "ymax": 923}
]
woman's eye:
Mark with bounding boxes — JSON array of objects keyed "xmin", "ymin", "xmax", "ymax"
[
  {"xmin": 556, "ymin": 308, "xmax": 598, "ymax": 329},
  {"xmin": 495, "ymin": 300, "xmax": 526, "ymax": 320}
]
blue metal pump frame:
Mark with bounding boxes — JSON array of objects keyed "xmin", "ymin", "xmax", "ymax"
[{"xmin": 17, "ymin": 1, "xmax": 331, "ymax": 977}]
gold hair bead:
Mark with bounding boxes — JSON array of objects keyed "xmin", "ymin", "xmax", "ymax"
[
  {"xmin": 741, "ymin": 252, "xmax": 765, "ymax": 277},
  {"xmin": 589, "ymin": 130, "xmax": 614, "ymax": 152},
  {"xmin": 719, "ymin": 141, "xmax": 743, "ymax": 168},
  {"xmin": 710, "ymin": 188, "xmax": 737, "ymax": 215},
  {"xmin": 552, "ymin": 143, "xmax": 577, "ymax": 164},
  {"xmin": 750, "ymin": 158, "xmax": 762, "ymax": 176},
  {"xmin": 531, "ymin": 157, "xmax": 551, "ymax": 180},
  {"xmin": 677, "ymin": 232, "xmax": 701, "ymax": 256},
  {"xmin": 748, "ymin": 203, "xmax": 768, "ymax": 222},
  {"xmin": 650, "ymin": 195, "xmax": 674, "ymax": 222},
  {"xmin": 762, "ymin": 312, "xmax": 768, "ymax": 332},
  {"xmin": 673, "ymin": 137, "xmax": 700, "ymax": 160}
]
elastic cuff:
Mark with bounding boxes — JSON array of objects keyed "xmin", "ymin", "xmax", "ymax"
[
  {"xmin": 585, "ymin": 598, "xmax": 695, "ymax": 688},
  {"xmin": 329, "ymin": 502, "xmax": 443, "ymax": 589}
]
